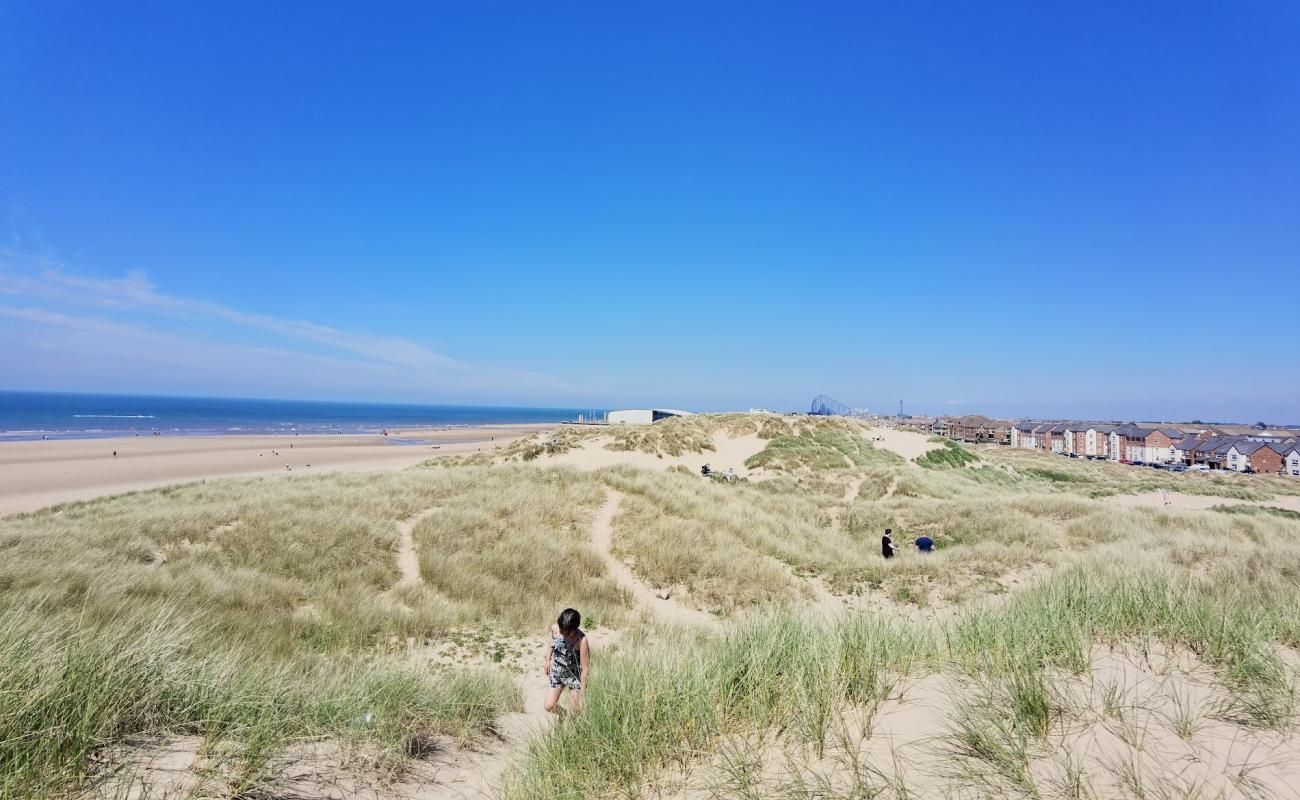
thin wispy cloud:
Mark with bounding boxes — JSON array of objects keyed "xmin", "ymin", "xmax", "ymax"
[{"xmin": 0, "ymin": 251, "xmax": 571, "ymax": 402}]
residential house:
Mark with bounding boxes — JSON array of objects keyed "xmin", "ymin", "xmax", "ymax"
[
  {"xmin": 1173, "ymin": 433, "xmax": 1210, "ymax": 465},
  {"xmin": 950, "ymin": 415, "xmax": 1011, "ymax": 443},
  {"xmin": 1106, "ymin": 425, "xmax": 1175, "ymax": 463},
  {"xmin": 1011, "ymin": 421, "xmax": 1039, "ymax": 449},
  {"xmin": 1195, "ymin": 436, "xmax": 1240, "ymax": 470},
  {"xmin": 1109, "ymin": 425, "xmax": 1150, "ymax": 462},
  {"xmin": 1037, "ymin": 423, "xmax": 1063, "ymax": 453},
  {"xmin": 1063, "ymin": 423, "xmax": 1086, "ymax": 455},
  {"xmin": 1150, "ymin": 428, "xmax": 1185, "ymax": 464},
  {"xmin": 1227, "ymin": 441, "xmax": 1285, "ymax": 474},
  {"xmin": 896, "ymin": 416, "xmax": 934, "ymax": 433},
  {"xmin": 1085, "ymin": 424, "xmax": 1115, "ymax": 458},
  {"xmin": 1284, "ymin": 445, "xmax": 1300, "ymax": 477}
]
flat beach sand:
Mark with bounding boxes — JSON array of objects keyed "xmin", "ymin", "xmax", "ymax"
[{"xmin": 0, "ymin": 424, "xmax": 547, "ymax": 516}]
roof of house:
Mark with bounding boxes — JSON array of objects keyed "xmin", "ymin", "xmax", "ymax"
[
  {"xmin": 1200, "ymin": 436, "xmax": 1243, "ymax": 455},
  {"xmin": 1232, "ymin": 441, "xmax": 1287, "ymax": 456},
  {"xmin": 1157, "ymin": 428, "xmax": 1186, "ymax": 439}
]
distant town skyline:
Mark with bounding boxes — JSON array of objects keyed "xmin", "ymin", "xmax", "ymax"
[{"xmin": 2, "ymin": 4, "xmax": 1297, "ymax": 421}]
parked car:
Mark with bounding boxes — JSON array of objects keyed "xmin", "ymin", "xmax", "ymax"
[
  {"xmin": 1243, "ymin": 467, "xmax": 1256, "ymax": 474},
  {"xmin": 1189, "ymin": 464, "xmax": 1210, "ymax": 472},
  {"xmin": 1169, "ymin": 465, "xmax": 1188, "ymax": 473}
]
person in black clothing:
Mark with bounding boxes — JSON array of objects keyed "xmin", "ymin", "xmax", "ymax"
[{"xmin": 881, "ymin": 529, "xmax": 896, "ymax": 559}]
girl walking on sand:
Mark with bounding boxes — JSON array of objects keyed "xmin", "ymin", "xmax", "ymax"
[{"xmin": 543, "ymin": 608, "xmax": 589, "ymax": 714}]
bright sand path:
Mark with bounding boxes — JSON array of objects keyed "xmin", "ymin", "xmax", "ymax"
[
  {"xmin": 0, "ymin": 424, "xmax": 548, "ymax": 516},
  {"xmin": 591, "ymin": 489, "xmax": 721, "ymax": 630},
  {"xmin": 394, "ymin": 507, "xmax": 441, "ymax": 587}
]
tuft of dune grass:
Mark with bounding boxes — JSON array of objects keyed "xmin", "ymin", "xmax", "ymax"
[{"xmin": 0, "ymin": 606, "xmax": 518, "ymax": 798}]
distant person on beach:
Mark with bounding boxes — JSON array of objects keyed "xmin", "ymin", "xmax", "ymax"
[
  {"xmin": 543, "ymin": 608, "xmax": 589, "ymax": 714},
  {"xmin": 112, "ymin": 450, "xmax": 117, "ymax": 458},
  {"xmin": 727, "ymin": 467, "xmax": 735, "ymax": 481},
  {"xmin": 915, "ymin": 536, "xmax": 934, "ymax": 553},
  {"xmin": 882, "ymin": 529, "xmax": 896, "ymax": 559}
]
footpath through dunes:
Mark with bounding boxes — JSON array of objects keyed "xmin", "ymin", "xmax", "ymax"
[
  {"xmin": 591, "ymin": 489, "xmax": 722, "ymax": 630},
  {"xmin": 395, "ymin": 506, "xmax": 441, "ymax": 586}
]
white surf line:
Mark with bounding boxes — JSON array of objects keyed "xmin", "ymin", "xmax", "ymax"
[
  {"xmin": 593, "ymin": 489, "xmax": 721, "ymax": 630},
  {"xmin": 395, "ymin": 506, "xmax": 441, "ymax": 586}
]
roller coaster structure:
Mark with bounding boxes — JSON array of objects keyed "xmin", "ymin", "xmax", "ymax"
[{"xmin": 809, "ymin": 395, "xmax": 852, "ymax": 416}]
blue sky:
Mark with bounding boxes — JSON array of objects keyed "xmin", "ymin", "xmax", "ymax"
[{"xmin": 2, "ymin": 3, "xmax": 1297, "ymax": 422}]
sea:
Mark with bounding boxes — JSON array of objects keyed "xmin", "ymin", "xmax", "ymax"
[{"xmin": 0, "ymin": 391, "xmax": 604, "ymax": 441}]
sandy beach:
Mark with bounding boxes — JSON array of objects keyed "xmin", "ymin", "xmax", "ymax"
[{"xmin": 0, "ymin": 424, "xmax": 548, "ymax": 516}]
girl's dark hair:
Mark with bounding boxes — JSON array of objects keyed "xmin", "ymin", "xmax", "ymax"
[{"xmin": 557, "ymin": 608, "xmax": 581, "ymax": 632}]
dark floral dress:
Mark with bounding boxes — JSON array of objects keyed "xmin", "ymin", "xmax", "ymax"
[{"xmin": 548, "ymin": 632, "xmax": 584, "ymax": 690}]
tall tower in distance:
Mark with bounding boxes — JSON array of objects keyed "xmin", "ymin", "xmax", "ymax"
[{"xmin": 898, "ymin": 398, "xmax": 904, "ymax": 418}]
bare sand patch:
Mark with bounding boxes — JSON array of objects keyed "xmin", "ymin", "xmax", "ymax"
[
  {"xmin": 654, "ymin": 644, "xmax": 1300, "ymax": 800},
  {"xmin": 1106, "ymin": 490, "xmax": 1300, "ymax": 514},
  {"xmin": 862, "ymin": 427, "xmax": 943, "ymax": 462}
]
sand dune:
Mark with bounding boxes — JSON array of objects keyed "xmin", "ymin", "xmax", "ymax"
[{"xmin": 541, "ymin": 430, "xmax": 768, "ymax": 477}]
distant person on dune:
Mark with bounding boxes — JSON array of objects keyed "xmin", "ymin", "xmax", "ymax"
[
  {"xmin": 882, "ymin": 529, "xmax": 896, "ymax": 559},
  {"xmin": 543, "ymin": 607, "xmax": 589, "ymax": 715}
]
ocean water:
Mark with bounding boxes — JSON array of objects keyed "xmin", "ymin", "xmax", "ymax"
[{"xmin": 0, "ymin": 391, "xmax": 604, "ymax": 441}]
